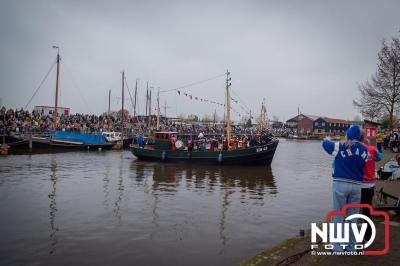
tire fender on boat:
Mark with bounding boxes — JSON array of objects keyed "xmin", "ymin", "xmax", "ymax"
[
  {"xmin": 218, "ymin": 153, "xmax": 223, "ymax": 164},
  {"xmin": 187, "ymin": 152, "xmax": 191, "ymax": 160},
  {"xmin": 161, "ymin": 151, "xmax": 166, "ymax": 160}
]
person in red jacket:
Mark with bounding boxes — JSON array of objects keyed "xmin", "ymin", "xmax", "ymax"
[
  {"xmin": 361, "ymin": 136, "xmax": 382, "ymax": 242},
  {"xmin": 170, "ymin": 137, "xmax": 177, "ymax": 151}
]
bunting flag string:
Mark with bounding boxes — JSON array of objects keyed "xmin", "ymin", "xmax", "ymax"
[
  {"xmin": 176, "ymin": 90, "xmax": 226, "ymax": 107},
  {"xmin": 175, "ymin": 89, "xmax": 253, "ymax": 119},
  {"xmin": 158, "ymin": 72, "xmax": 254, "ymax": 119}
]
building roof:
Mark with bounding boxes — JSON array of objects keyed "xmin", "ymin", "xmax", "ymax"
[
  {"xmin": 305, "ymin": 115, "xmax": 320, "ymax": 121},
  {"xmin": 286, "ymin": 114, "xmax": 319, "ymax": 122},
  {"xmin": 320, "ymin": 117, "xmax": 350, "ymax": 124}
]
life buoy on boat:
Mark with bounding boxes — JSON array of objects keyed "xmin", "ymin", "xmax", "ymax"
[
  {"xmin": 161, "ymin": 151, "xmax": 166, "ymax": 160},
  {"xmin": 218, "ymin": 153, "xmax": 223, "ymax": 164},
  {"xmin": 175, "ymin": 140, "xmax": 184, "ymax": 150}
]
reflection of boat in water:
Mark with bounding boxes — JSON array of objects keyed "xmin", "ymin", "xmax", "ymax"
[
  {"xmin": 131, "ymin": 70, "xmax": 279, "ymax": 165},
  {"xmin": 129, "ymin": 160, "xmax": 277, "ymax": 252},
  {"xmin": 132, "ymin": 161, "xmax": 277, "ymax": 194},
  {"xmin": 287, "ymin": 134, "xmax": 309, "ymax": 140}
]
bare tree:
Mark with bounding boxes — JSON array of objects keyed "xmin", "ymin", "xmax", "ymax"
[{"xmin": 353, "ymin": 34, "xmax": 400, "ymax": 129}]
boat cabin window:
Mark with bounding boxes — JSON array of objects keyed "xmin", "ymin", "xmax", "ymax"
[
  {"xmin": 154, "ymin": 132, "xmax": 177, "ymax": 140},
  {"xmin": 155, "ymin": 133, "xmax": 171, "ymax": 140}
]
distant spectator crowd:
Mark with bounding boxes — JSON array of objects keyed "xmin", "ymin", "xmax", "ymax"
[
  {"xmin": 0, "ymin": 107, "xmax": 264, "ymax": 136},
  {"xmin": 0, "ymin": 107, "xmax": 125, "ymax": 134}
]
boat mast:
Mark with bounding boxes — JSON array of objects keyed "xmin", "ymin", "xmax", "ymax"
[
  {"xmin": 225, "ymin": 70, "xmax": 231, "ymax": 148},
  {"xmin": 121, "ymin": 71, "xmax": 125, "ymax": 136},
  {"xmin": 108, "ymin": 89, "xmax": 111, "ymax": 114},
  {"xmin": 156, "ymin": 89, "xmax": 160, "ymax": 130},
  {"xmin": 145, "ymin": 83, "xmax": 149, "ymax": 118},
  {"xmin": 148, "ymin": 89, "xmax": 152, "ymax": 128},
  {"xmin": 297, "ymin": 104, "xmax": 300, "ymax": 136},
  {"xmin": 134, "ymin": 79, "xmax": 138, "ymax": 118},
  {"xmin": 260, "ymin": 97, "xmax": 267, "ymax": 128},
  {"xmin": 52, "ymin": 46, "xmax": 60, "ymax": 130}
]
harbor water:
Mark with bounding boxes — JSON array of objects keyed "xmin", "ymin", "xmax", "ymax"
[{"xmin": 0, "ymin": 139, "xmax": 332, "ymax": 266}]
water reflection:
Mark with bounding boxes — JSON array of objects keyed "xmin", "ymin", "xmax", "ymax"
[
  {"xmin": 150, "ymin": 186, "xmax": 160, "ymax": 240},
  {"xmin": 48, "ymin": 155, "xmax": 58, "ymax": 255},
  {"xmin": 219, "ymin": 184, "xmax": 231, "ymax": 251},
  {"xmin": 0, "ymin": 141, "xmax": 333, "ymax": 266},
  {"xmin": 113, "ymin": 153, "xmax": 125, "ymax": 223},
  {"xmin": 131, "ymin": 162, "xmax": 278, "ymax": 199}
]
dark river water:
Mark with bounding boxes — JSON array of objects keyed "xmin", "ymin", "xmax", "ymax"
[{"xmin": 0, "ymin": 139, "xmax": 333, "ymax": 266}]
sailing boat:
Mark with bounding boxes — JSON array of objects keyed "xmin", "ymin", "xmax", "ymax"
[
  {"xmin": 31, "ymin": 47, "xmax": 113, "ymax": 150},
  {"xmin": 130, "ymin": 70, "xmax": 279, "ymax": 165}
]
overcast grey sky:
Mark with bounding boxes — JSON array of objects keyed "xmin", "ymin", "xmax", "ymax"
[{"xmin": 1, "ymin": 0, "xmax": 399, "ymax": 122}]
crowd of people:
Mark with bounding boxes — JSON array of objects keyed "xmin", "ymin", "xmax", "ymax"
[
  {"xmin": 0, "ymin": 107, "xmax": 127, "ymax": 135},
  {"xmin": 382, "ymin": 129, "xmax": 400, "ymax": 151},
  {"xmin": 0, "ymin": 107, "xmax": 261, "ymax": 137},
  {"xmin": 183, "ymin": 130, "xmax": 273, "ymax": 151}
]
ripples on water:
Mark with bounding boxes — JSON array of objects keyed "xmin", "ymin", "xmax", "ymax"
[{"xmin": 0, "ymin": 139, "xmax": 332, "ymax": 266}]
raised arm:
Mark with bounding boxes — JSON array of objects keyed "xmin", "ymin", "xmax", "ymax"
[{"xmin": 322, "ymin": 139, "xmax": 339, "ymax": 156}]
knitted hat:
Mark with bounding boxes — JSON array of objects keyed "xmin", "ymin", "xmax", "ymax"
[{"xmin": 346, "ymin": 125, "xmax": 362, "ymax": 140}]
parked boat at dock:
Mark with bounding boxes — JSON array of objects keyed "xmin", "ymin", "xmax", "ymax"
[{"xmin": 31, "ymin": 131, "xmax": 112, "ymax": 150}]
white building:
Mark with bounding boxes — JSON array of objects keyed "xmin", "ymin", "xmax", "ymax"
[{"xmin": 33, "ymin": 105, "xmax": 70, "ymax": 116}]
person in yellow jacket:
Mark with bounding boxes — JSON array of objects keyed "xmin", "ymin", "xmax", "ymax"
[{"xmin": 376, "ymin": 130, "xmax": 383, "ymax": 153}]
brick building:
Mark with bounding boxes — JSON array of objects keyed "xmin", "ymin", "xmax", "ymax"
[{"xmin": 286, "ymin": 114, "xmax": 319, "ymax": 134}]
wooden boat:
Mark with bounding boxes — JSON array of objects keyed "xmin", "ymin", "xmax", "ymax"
[
  {"xmin": 131, "ymin": 70, "xmax": 279, "ymax": 165},
  {"xmin": 20, "ymin": 47, "xmax": 113, "ymax": 152},
  {"xmin": 131, "ymin": 132, "xmax": 278, "ymax": 165},
  {"xmin": 1, "ymin": 134, "xmax": 28, "ymax": 148}
]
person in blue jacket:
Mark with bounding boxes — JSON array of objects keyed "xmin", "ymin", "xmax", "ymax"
[
  {"xmin": 322, "ymin": 125, "xmax": 368, "ymax": 252},
  {"xmin": 136, "ymin": 134, "xmax": 144, "ymax": 148}
]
